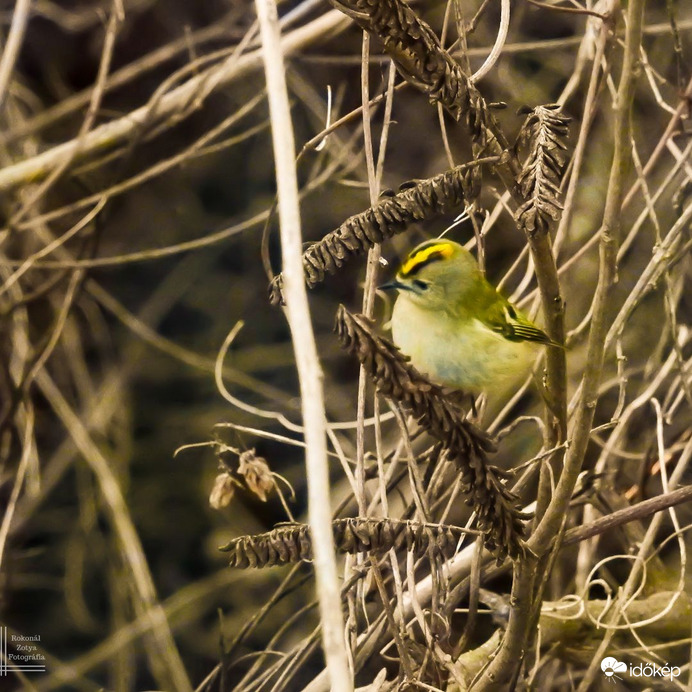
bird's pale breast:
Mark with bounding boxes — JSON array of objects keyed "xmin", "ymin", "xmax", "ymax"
[{"xmin": 391, "ymin": 297, "xmax": 537, "ymax": 393}]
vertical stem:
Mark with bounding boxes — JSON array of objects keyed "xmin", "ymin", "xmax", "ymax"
[
  {"xmin": 355, "ymin": 33, "xmax": 377, "ymax": 516},
  {"xmin": 470, "ymin": 558, "xmax": 538, "ymax": 690},
  {"xmin": 473, "ymin": 1, "xmax": 647, "ymax": 688},
  {"xmin": 254, "ymin": 1, "xmax": 352, "ymax": 690},
  {"xmin": 529, "ymin": 0, "xmax": 646, "ymax": 554},
  {"xmin": 0, "ymin": 0, "xmax": 31, "ymax": 112}
]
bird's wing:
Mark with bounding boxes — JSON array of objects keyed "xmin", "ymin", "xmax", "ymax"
[{"xmin": 483, "ymin": 298, "xmax": 558, "ymax": 346}]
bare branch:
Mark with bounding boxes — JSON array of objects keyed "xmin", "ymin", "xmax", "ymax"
[{"xmin": 254, "ymin": 1, "xmax": 351, "ymax": 689}]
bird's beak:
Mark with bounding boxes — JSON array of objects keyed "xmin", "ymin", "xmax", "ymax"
[{"xmin": 378, "ymin": 279, "xmax": 408, "ymax": 292}]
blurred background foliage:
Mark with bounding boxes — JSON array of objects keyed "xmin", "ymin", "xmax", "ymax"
[{"xmin": 0, "ymin": 0, "xmax": 691, "ymax": 690}]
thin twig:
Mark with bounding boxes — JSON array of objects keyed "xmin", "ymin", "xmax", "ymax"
[
  {"xmin": 563, "ymin": 485, "xmax": 692, "ymax": 547},
  {"xmin": 525, "ymin": 0, "xmax": 608, "ymax": 20}
]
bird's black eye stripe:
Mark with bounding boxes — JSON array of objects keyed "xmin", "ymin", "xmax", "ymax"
[
  {"xmin": 413, "ymin": 279, "xmax": 429, "ymax": 290},
  {"xmin": 400, "ymin": 241, "xmax": 455, "ymax": 277},
  {"xmin": 405, "ymin": 253, "xmax": 442, "ymax": 276}
]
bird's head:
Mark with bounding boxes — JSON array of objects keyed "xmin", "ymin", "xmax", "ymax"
[{"xmin": 380, "ymin": 240, "xmax": 480, "ymax": 310}]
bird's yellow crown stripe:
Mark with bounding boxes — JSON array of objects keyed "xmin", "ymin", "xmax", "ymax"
[{"xmin": 399, "ymin": 241, "xmax": 454, "ymax": 276}]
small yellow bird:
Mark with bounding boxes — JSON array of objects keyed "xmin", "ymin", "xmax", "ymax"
[{"xmin": 381, "ymin": 240, "xmax": 557, "ymax": 399}]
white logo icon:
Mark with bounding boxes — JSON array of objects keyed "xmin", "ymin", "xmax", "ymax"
[{"xmin": 601, "ymin": 657, "xmax": 627, "ymax": 682}]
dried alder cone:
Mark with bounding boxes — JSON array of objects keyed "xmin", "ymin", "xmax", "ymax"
[
  {"xmin": 328, "ymin": 0, "xmax": 490, "ymax": 131},
  {"xmin": 328, "ymin": 0, "xmax": 572, "ymax": 238},
  {"xmin": 221, "ymin": 518, "xmax": 472, "ymax": 568},
  {"xmin": 335, "ymin": 306, "xmax": 528, "ymax": 559},
  {"xmin": 269, "ymin": 163, "xmax": 480, "ymax": 305},
  {"xmin": 327, "ymin": 0, "xmax": 499, "ymax": 159},
  {"xmin": 515, "ymin": 104, "xmax": 571, "ymax": 235},
  {"xmin": 329, "ymin": 0, "xmax": 467, "ymax": 118}
]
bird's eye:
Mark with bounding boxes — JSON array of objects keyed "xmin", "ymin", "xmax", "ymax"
[{"xmin": 413, "ymin": 280, "xmax": 429, "ymax": 291}]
